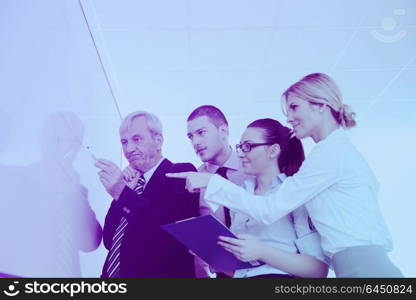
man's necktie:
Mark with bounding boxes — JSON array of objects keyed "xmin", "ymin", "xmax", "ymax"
[
  {"xmin": 105, "ymin": 175, "xmax": 146, "ymax": 278},
  {"xmin": 215, "ymin": 166, "xmax": 233, "ymax": 278},
  {"xmin": 215, "ymin": 167, "xmax": 231, "ymax": 228}
]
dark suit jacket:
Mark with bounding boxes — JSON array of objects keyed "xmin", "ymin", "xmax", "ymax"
[{"xmin": 101, "ymin": 158, "xmax": 199, "ymax": 278}]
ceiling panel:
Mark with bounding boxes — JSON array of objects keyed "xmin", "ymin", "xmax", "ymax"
[
  {"xmin": 250, "ymin": 70, "xmax": 319, "ymax": 101},
  {"xmin": 92, "ymin": 0, "xmax": 188, "ymax": 29},
  {"xmin": 189, "ymin": 0, "xmax": 281, "ymax": 29},
  {"xmin": 189, "ymin": 30, "xmax": 270, "ymax": 70},
  {"xmin": 277, "ymin": 0, "xmax": 365, "ymax": 28},
  {"xmin": 186, "ymin": 71, "xmax": 257, "ymax": 104},
  {"xmin": 361, "ymin": 0, "xmax": 416, "ymax": 27},
  {"xmin": 379, "ymin": 69, "xmax": 416, "ymax": 102},
  {"xmin": 265, "ymin": 28, "xmax": 353, "ymax": 71},
  {"xmin": 102, "ymin": 29, "xmax": 189, "ymax": 71},
  {"xmin": 114, "ymin": 71, "xmax": 190, "ymax": 115},
  {"xmin": 331, "ymin": 70, "xmax": 399, "ymax": 101},
  {"xmin": 335, "ymin": 27, "xmax": 416, "ymax": 70}
]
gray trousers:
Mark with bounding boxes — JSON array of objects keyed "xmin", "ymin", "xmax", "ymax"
[{"xmin": 333, "ymin": 246, "xmax": 403, "ymax": 278}]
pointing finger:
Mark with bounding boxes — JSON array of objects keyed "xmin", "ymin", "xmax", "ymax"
[{"xmin": 165, "ymin": 172, "xmax": 191, "ymax": 179}]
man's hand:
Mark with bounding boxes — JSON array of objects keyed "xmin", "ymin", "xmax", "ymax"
[
  {"xmin": 95, "ymin": 158, "xmax": 126, "ymax": 200},
  {"xmin": 165, "ymin": 172, "xmax": 213, "ymax": 193},
  {"xmin": 122, "ymin": 165, "xmax": 138, "ymax": 182},
  {"xmin": 122, "ymin": 165, "xmax": 141, "ymax": 190}
]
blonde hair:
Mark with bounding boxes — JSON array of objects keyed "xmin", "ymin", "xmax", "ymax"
[{"xmin": 281, "ymin": 73, "xmax": 356, "ymax": 128}]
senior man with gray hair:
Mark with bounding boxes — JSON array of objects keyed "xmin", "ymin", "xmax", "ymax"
[{"xmin": 95, "ymin": 111, "xmax": 199, "ymax": 278}]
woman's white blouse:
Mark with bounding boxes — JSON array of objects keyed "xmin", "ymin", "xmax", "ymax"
[
  {"xmin": 232, "ymin": 174, "xmax": 328, "ymax": 278},
  {"xmin": 205, "ymin": 129, "xmax": 393, "ymax": 257}
]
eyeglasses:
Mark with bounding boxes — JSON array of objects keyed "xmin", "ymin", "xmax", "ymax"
[{"xmin": 235, "ymin": 142, "xmax": 274, "ymax": 153}]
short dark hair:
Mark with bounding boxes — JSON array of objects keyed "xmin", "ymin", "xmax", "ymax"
[{"xmin": 187, "ymin": 105, "xmax": 228, "ymax": 128}]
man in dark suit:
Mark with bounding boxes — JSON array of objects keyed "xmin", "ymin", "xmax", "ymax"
[{"xmin": 95, "ymin": 111, "xmax": 199, "ymax": 278}]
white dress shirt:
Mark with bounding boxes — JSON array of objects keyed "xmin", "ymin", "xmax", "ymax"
[
  {"xmin": 232, "ymin": 174, "xmax": 328, "ymax": 278},
  {"xmin": 205, "ymin": 129, "xmax": 393, "ymax": 258},
  {"xmin": 142, "ymin": 157, "xmax": 164, "ymax": 188},
  {"xmin": 198, "ymin": 149, "xmax": 249, "ymax": 221},
  {"xmin": 196, "ymin": 149, "xmax": 250, "ymax": 278}
]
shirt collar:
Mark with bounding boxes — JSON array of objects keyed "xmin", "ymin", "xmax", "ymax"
[
  {"xmin": 203, "ymin": 146, "xmax": 240, "ymax": 172},
  {"xmin": 318, "ymin": 128, "xmax": 348, "ymax": 146},
  {"xmin": 222, "ymin": 149, "xmax": 240, "ymax": 171},
  {"xmin": 245, "ymin": 173, "xmax": 287, "ymax": 191},
  {"xmin": 143, "ymin": 157, "xmax": 164, "ymax": 183},
  {"xmin": 272, "ymin": 173, "xmax": 287, "ymax": 188}
]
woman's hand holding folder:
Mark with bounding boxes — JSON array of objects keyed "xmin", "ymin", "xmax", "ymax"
[
  {"xmin": 218, "ymin": 234, "xmax": 265, "ymax": 263},
  {"xmin": 189, "ymin": 249, "xmax": 235, "ymax": 277},
  {"xmin": 209, "ymin": 265, "xmax": 235, "ymax": 277}
]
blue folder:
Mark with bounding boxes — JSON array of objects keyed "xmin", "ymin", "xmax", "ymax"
[{"xmin": 161, "ymin": 214, "xmax": 263, "ymax": 272}]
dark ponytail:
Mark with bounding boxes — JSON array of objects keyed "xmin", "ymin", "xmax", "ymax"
[
  {"xmin": 278, "ymin": 134, "xmax": 304, "ymax": 176},
  {"xmin": 247, "ymin": 118, "xmax": 305, "ymax": 176}
]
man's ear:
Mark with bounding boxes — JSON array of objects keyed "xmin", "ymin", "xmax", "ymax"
[
  {"xmin": 219, "ymin": 123, "xmax": 229, "ymax": 136},
  {"xmin": 155, "ymin": 134, "xmax": 164, "ymax": 150}
]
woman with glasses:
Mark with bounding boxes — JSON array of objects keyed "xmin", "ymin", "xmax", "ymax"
[
  {"xmin": 216, "ymin": 118, "xmax": 328, "ymax": 278},
  {"xmin": 167, "ymin": 73, "xmax": 402, "ymax": 277}
]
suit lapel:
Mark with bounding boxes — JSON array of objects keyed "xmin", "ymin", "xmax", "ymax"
[{"xmin": 142, "ymin": 158, "xmax": 172, "ymax": 200}]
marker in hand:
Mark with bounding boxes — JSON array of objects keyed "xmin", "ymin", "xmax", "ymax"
[
  {"xmin": 94, "ymin": 158, "xmax": 125, "ymax": 200},
  {"xmin": 84, "ymin": 146, "xmax": 98, "ymax": 162}
]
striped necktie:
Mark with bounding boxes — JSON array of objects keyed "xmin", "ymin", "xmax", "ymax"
[{"xmin": 105, "ymin": 175, "xmax": 146, "ymax": 278}]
